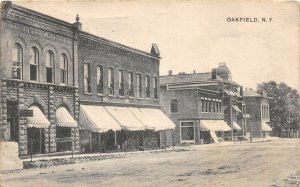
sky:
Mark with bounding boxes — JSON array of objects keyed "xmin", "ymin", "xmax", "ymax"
[{"xmin": 15, "ymin": 0, "xmax": 300, "ymax": 90}]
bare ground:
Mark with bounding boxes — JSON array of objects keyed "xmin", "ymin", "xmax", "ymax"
[{"xmin": 1, "ymin": 138, "xmax": 300, "ymax": 187}]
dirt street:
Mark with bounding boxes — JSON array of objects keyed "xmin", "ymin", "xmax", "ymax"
[{"xmin": 1, "ymin": 139, "xmax": 300, "ymax": 187}]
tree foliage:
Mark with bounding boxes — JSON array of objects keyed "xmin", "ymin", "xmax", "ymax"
[{"xmin": 257, "ymin": 81, "xmax": 300, "ymax": 132}]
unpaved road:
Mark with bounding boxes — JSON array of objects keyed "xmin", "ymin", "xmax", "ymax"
[{"xmin": 1, "ymin": 139, "xmax": 300, "ymax": 187}]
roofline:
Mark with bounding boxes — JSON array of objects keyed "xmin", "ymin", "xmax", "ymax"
[
  {"xmin": 9, "ymin": 2, "xmax": 160, "ymax": 60},
  {"xmin": 11, "ymin": 3, "xmax": 75, "ymax": 29},
  {"xmin": 242, "ymin": 95, "xmax": 273, "ymax": 99},
  {"xmin": 79, "ymin": 31, "xmax": 160, "ymax": 60}
]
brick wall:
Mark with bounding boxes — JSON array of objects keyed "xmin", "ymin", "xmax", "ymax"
[{"xmin": 78, "ymin": 36, "xmax": 160, "ymax": 107}]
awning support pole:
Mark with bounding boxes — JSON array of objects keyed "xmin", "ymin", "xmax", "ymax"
[
  {"xmin": 165, "ymin": 130, "xmax": 167, "ymax": 150},
  {"xmin": 99, "ymin": 132, "xmax": 101, "ymax": 157},
  {"xmin": 89, "ymin": 131, "xmax": 92, "ymax": 152},
  {"xmin": 143, "ymin": 129, "xmax": 145, "ymax": 152},
  {"xmin": 114, "ymin": 131, "xmax": 117, "ymax": 147},
  {"xmin": 172, "ymin": 129, "xmax": 175, "ymax": 151}
]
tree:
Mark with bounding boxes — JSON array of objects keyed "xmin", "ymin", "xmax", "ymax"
[{"xmin": 257, "ymin": 81, "xmax": 300, "ymax": 137}]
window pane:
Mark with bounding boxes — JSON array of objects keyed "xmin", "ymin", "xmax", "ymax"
[
  {"xmin": 46, "ymin": 51, "xmax": 53, "ymax": 67},
  {"xmin": 118, "ymin": 70, "xmax": 124, "ymax": 96},
  {"xmin": 97, "ymin": 66, "xmax": 103, "ymax": 94},
  {"xmin": 30, "ymin": 64, "xmax": 37, "ymax": 81},
  {"xmin": 108, "ymin": 68, "xmax": 114, "ymax": 95},
  {"xmin": 137, "ymin": 74, "xmax": 142, "ymax": 98},
  {"xmin": 128, "ymin": 72, "xmax": 134, "ymax": 96},
  {"xmin": 153, "ymin": 77, "xmax": 158, "ymax": 99},
  {"xmin": 146, "ymin": 75, "xmax": 150, "ymax": 98},
  {"xmin": 84, "ymin": 63, "xmax": 91, "ymax": 93}
]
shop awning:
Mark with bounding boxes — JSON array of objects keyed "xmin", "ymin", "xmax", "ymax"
[
  {"xmin": 210, "ymin": 131, "xmax": 219, "ymax": 143},
  {"xmin": 200, "ymin": 120, "xmax": 232, "ymax": 131},
  {"xmin": 139, "ymin": 108, "xmax": 176, "ymax": 131},
  {"xmin": 105, "ymin": 106, "xmax": 145, "ymax": 131},
  {"xmin": 128, "ymin": 107, "xmax": 154, "ymax": 130},
  {"xmin": 224, "ymin": 89, "xmax": 235, "ymax": 96},
  {"xmin": 232, "ymin": 122, "xmax": 242, "ymax": 130},
  {"xmin": 232, "ymin": 105, "xmax": 241, "ymax": 113},
  {"xmin": 79, "ymin": 105, "xmax": 121, "ymax": 132},
  {"xmin": 262, "ymin": 122, "xmax": 272, "ymax": 131},
  {"xmin": 56, "ymin": 107, "xmax": 78, "ymax": 127},
  {"xmin": 26, "ymin": 106, "xmax": 51, "ymax": 128}
]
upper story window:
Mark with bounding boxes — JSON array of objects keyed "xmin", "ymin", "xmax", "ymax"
[
  {"xmin": 12, "ymin": 43, "xmax": 23, "ymax": 80},
  {"xmin": 170, "ymin": 99, "xmax": 178, "ymax": 113},
  {"xmin": 128, "ymin": 72, "xmax": 134, "ymax": 97},
  {"xmin": 137, "ymin": 74, "xmax": 142, "ymax": 98},
  {"xmin": 153, "ymin": 77, "xmax": 158, "ymax": 99},
  {"xmin": 108, "ymin": 68, "xmax": 114, "ymax": 95},
  {"xmin": 145, "ymin": 75, "xmax": 150, "ymax": 98},
  {"xmin": 29, "ymin": 47, "xmax": 39, "ymax": 81},
  {"xmin": 83, "ymin": 63, "xmax": 91, "ymax": 93},
  {"xmin": 97, "ymin": 65, "xmax": 103, "ymax": 94},
  {"xmin": 46, "ymin": 50, "xmax": 54, "ymax": 83},
  {"xmin": 60, "ymin": 54, "xmax": 68, "ymax": 85},
  {"xmin": 201, "ymin": 99, "xmax": 205, "ymax": 112},
  {"xmin": 118, "ymin": 70, "xmax": 124, "ymax": 96}
]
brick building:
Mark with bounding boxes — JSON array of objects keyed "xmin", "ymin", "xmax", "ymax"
[
  {"xmin": 0, "ymin": 2, "xmax": 80, "ymax": 156},
  {"xmin": 76, "ymin": 20, "xmax": 175, "ymax": 152},
  {"xmin": 160, "ymin": 63, "xmax": 246, "ymax": 145},
  {"xmin": 243, "ymin": 89, "xmax": 272, "ymax": 138},
  {"xmin": 0, "ymin": 1, "xmax": 175, "ymax": 156}
]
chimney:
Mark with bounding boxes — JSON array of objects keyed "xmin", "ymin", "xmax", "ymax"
[
  {"xmin": 168, "ymin": 70, "xmax": 172, "ymax": 76},
  {"xmin": 193, "ymin": 70, "xmax": 196, "ymax": 74},
  {"xmin": 212, "ymin": 68, "xmax": 217, "ymax": 79},
  {"xmin": 240, "ymin": 86, "xmax": 243, "ymax": 96}
]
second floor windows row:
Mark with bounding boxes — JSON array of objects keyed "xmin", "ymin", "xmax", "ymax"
[
  {"xmin": 83, "ymin": 63, "xmax": 158, "ymax": 99},
  {"xmin": 201, "ymin": 98, "xmax": 222, "ymax": 113},
  {"xmin": 12, "ymin": 43, "xmax": 69, "ymax": 85}
]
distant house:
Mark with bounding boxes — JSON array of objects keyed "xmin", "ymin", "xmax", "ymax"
[
  {"xmin": 160, "ymin": 63, "xmax": 246, "ymax": 145},
  {"xmin": 243, "ymin": 89, "xmax": 272, "ymax": 138}
]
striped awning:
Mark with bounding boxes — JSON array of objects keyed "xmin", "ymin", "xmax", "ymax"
[
  {"xmin": 79, "ymin": 105, "xmax": 121, "ymax": 132},
  {"xmin": 232, "ymin": 122, "xmax": 242, "ymax": 130},
  {"xmin": 200, "ymin": 120, "xmax": 232, "ymax": 131},
  {"xmin": 26, "ymin": 106, "xmax": 51, "ymax": 128},
  {"xmin": 262, "ymin": 122, "xmax": 272, "ymax": 131},
  {"xmin": 56, "ymin": 107, "xmax": 78, "ymax": 127},
  {"xmin": 232, "ymin": 105, "xmax": 241, "ymax": 113}
]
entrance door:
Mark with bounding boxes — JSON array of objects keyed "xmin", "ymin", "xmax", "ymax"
[
  {"xmin": 180, "ymin": 121, "xmax": 195, "ymax": 144},
  {"xmin": 91, "ymin": 132, "xmax": 100, "ymax": 152},
  {"xmin": 27, "ymin": 127, "xmax": 45, "ymax": 155},
  {"xmin": 7, "ymin": 101, "xmax": 19, "ymax": 142}
]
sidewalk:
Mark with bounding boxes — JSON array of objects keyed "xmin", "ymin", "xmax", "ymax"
[{"xmin": 17, "ymin": 137, "xmax": 276, "ymax": 170}]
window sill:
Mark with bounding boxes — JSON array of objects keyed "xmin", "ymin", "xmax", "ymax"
[
  {"xmin": 84, "ymin": 92, "xmax": 93, "ymax": 95},
  {"xmin": 118, "ymin": 95, "xmax": 125, "ymax": 98},
  {"xmin": 145, "ymin": 98, "xmax": 151, "ymax": 101},
  {"xmin": 153, "ymin": 98, "xmax": 159, "ymax": 101},
  {"xmin": 137, "ymin": 97, "xmax": 143, "ymax": 100},
  {"xmin": 97, "ymin": 93, "xmax": 104, "ymax": 96},
  {"xmin": 128, "ymin": 96, "xmax": 135, "ymax": 99}
]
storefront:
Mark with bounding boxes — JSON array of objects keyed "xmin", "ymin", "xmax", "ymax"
[
  {"xmin": 25, "ymin": 105, "xmax": 50, "ymax": 155},
  {"xmin": 79, "ymin": 105, "xmax": 176, "ymax": 153},
  {"xmin": 200, "ymin": 120, "xmax": 232, "ymax": 143},
  {"xmin": 55, "ymin": 107, "xmax": 78, "ymax": 153}
]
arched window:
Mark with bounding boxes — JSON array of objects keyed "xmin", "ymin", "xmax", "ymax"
[
  {"xmin": 30, "ymin": 47, "xmax": 39, "ymax": 81},
  {"xmin": 12, "ymin": 43, "xmax": 23, "ymax": 79},
  {"xmin": 128, "ymin": 72, "xmax": 134, "ymax": 97},
  {"xmin": 60, "ymin": 54, "xmax": 68, "ymax": 85},
  {"xmin": 108, "ymin": 68, "xmax": 114, "ymax": 95},
  {"xmin": 118, "ymin": 69, "xmax": 124, "ymax": 96},
  {"xmin": 170, "ymin": 99, "xmax": 178, "ymax": 113},
  {"xmin": 46, "ymin": 50, "xmax": 54, "ymax": 83},
  {"xmin": 137, "ymin": 74, "xmax": 142, "ymax": 98}
]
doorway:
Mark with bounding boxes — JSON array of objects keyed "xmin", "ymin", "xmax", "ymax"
[
  {"xmin": 27, "ymin": 127, "xmax": 45, "ymax": 155},
  {"xmin": 7, "ymin": 101, "xmax": 19, "ymax": 142}
]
